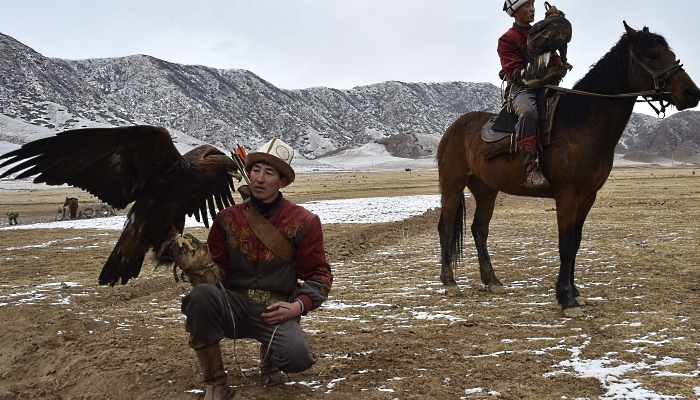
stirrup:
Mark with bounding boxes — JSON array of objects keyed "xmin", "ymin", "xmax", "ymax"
[{"xmin": 526, "ymin": 169, "xmax": 549, "ymax": 189}]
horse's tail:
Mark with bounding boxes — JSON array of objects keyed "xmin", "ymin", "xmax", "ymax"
[{"xmin": 438, "ymin": 193, "xmax": 466, "ymax": 269}]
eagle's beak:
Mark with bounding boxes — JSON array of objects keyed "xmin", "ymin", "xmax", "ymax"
[{"xmin": 228, "ymin": 170, "xmax": 243, "ymax": 182}]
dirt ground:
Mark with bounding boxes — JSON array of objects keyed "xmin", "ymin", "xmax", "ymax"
[{"xmin": 1, "ymin": 166, "xmax": 699, "ymax": 399}]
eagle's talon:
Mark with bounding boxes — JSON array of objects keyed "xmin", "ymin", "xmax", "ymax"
[{"xmin": 176, "ymin": 236, "xmax": 195, "ymax": 252}]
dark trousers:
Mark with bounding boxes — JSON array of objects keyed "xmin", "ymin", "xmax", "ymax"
[
  {"xmin": 512, "ymin": 89, "xmax": 541, "ymax": 171},
  {"xmin": 181, "ymin": 283, "xmax": 317, "ymax": 373},
  {"xmin": 511, "ymin": 89, "xmax": 539, "ymax": 143}
]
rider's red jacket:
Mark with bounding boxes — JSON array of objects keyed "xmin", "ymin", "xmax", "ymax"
[{"xmin": 498, "ymin": 23, "xmax": 561, "ymax": 82}]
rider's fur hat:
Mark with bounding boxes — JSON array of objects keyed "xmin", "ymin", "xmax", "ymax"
[
  {"xmin": 245, "ymin": 138, "xmax": 296, "ymax": 184},
  {"xmin": 503, "ymin": 0, "xmax": 530, "ymax": 16}
]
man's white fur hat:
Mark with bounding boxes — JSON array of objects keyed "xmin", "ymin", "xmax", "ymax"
[
  {"xmin": 503, "ymin": 0, "xmax": 530, "ymax": 16},
  {"xmin": 245, "ymin": 138, "xmax": 296, "ymax": 184}
]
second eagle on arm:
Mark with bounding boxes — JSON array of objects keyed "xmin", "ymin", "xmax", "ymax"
[
  {"xmin": 0, "ymin": 125, "xmax": 240, "ymax": 286},
  {"xmin": 523, "ymin": 2, "xmax": 573, "ymax": 88}
]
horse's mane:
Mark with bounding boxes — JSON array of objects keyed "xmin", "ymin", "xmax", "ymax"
[{"xmin": 556, "ymin": 28, "xmax": 669, "ymax": 125}]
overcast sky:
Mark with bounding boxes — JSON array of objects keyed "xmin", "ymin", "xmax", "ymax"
[{"xmin": 1, "ymin": 1, "xmax": 698, "ymax": 116}]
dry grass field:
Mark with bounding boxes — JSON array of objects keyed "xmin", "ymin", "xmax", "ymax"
[{"xmin": 1, "ymin": 165, "xmax": 699, "ymax": 399}]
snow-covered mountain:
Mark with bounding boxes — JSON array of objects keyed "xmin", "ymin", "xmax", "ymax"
[
  {"xmin": 1, "ymin": 32, "xmax": 698, "ymax": 162},
  {"xmin": 0, "ymin": 32, "xmax": 499, "ymax": 159}
]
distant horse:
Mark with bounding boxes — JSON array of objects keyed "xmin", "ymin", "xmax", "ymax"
[
  {"xmin": 437, "ymin": 22, "xmax": 699, "ymax": 317},
  {"xmin": 64, "ymin": 197, "xmax": 79, "ymax": 220}
]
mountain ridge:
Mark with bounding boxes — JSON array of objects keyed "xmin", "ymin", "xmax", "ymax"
[{"xmin": 1, "ymin": 32, "xmax": 698, "ymax": 163}]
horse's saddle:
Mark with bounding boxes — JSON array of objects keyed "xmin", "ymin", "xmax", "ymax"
[{"xmin": 481, "ymin": 89, "xmax": 561, "ymax": 151}]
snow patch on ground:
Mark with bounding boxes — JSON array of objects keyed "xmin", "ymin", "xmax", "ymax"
[{"xmin": 0, "ymin": 194, "xmax": 443, "ymax": 231}]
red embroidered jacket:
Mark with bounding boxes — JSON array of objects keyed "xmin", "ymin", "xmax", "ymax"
[
  {"xmin": 498, "ymin": 23, "xmax": 561, "ymax": 82},
  {"xmin": 207, "ymin": 197, "xmax": 333, "ymax": 314}
]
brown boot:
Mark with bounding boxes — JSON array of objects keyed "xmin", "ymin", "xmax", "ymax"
[
  {"xmin": 260, "ymin": 344, "xmax": 286, "ymax": 387},
  {"xmin": 195, "ymin": 342, "xmax": 229, "ymax": 400},
  {"xmin": 518, "ymin": 136, "xmax": 549, "ymax": 189}
]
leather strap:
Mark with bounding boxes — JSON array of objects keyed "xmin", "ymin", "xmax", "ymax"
[{"xmin": 243, "ymin": 205, "xmax": 296, "ymax": 263}]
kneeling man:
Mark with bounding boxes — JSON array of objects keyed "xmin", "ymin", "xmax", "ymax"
[{"xmin": 181, "ymin": 138, "xmax": 334, "ymax": 398}]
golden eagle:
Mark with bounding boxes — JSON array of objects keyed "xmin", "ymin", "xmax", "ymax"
[
  {"xmin": 523, "ymin": 2, "xmax": 573, "ymax": 87},
  {"xmin": 0, "ymin": 126, "xmax": 239, "ymax": 286}
]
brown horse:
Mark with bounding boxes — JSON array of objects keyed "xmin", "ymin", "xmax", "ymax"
[
  {"xmin": 437, "ymin": 22, "xmax": 700, "ymax": 317},
  {"xmin": 64, "ymin": 197, "xmax": 79, "ymax": 220}
]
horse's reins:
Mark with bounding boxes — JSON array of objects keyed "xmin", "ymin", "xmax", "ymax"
[
  {"xmin": 174, "ymin": 243, "xmax": 253, "ymax": 381},
  {"xmin": 545, "ymin": 46, "xmax": 684, "ymax": 117}
]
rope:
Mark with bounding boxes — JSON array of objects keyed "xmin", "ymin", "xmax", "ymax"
[
  {"xmin": 544, "ymin": 84, "xmax": 675, "ymax": 118},
  {"xmin": 177, "ymin": 238, "xmax": 289, "ymax": 382},
  {"xmin": 206, "ymin": 251, "xmax": 253, "ymax": 381},
  {"xmin": 542, "ymin": 48, "xmax": 683, "ymax": 117},
  {"xmin": 213, "ymin": 258, "xmax": 287, "ymax": 382},
  {"xmin": 543, "ymin": 85, "xmax": 672, "ymax": 99}
]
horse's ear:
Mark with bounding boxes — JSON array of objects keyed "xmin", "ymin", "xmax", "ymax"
[{"xmin": 623, "ymin": 21, "xmax": 640, "ymax": 44}]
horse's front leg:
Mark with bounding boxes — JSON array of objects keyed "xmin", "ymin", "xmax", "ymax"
[
  {"xmin": 468, "ymin": 180, "xmax": 504, "ymax": 294},
  {"xmin": 555, "ymin": 194, "xmax": 583, "ymax": 317}
]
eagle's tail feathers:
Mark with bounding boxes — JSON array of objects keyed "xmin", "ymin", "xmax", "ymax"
[
  {"xmin": 559, "ymin": 44, "xmax": 568, "ymax": 65},
  {"xmin": 98, "ymin": 241, "xmax": 146, "ymax": 286},
  {"xmin": 525, "ymin": 52, "xmax": 552, "ymax": 81},
  {"xmin": 535, "ymin": 52, "xmax": 551, "ymax": 80}
]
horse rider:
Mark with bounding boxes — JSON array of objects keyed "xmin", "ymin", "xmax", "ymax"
[
  {"xmin": 499, "ymin": 0, "xmax": 566, "ymax": 188},
  {"xmin": 181, "ymin": 138, "xmax": 334, "ymax": 399}
]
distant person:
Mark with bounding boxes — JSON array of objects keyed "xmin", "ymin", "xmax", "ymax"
[
  {"xmin": 6, "ymin": 210, "xmax": 18, "ymax": 225},
  {"xmin": 499, "ymin": 0, "xmax": 567, "ymax": 188},
  {"xmin": 181, "ymin": 138, "xmax": 334, "ymax": 398}
]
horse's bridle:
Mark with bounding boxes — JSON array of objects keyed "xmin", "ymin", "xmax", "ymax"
[
  {"xmin": 545, "ymin": 45, "xmax": 685, "ymax": 117},
  {"xmin": 628, "ymin": 46, "xmax": 684, "ymax": 116}
]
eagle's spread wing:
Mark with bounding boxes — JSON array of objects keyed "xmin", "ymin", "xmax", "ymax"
[
  {"xmin": 0, "ymin": 126, "xmax": 188, "ymax": 209},
  {"xmin": 0, "ymin": 126, "xmax": 238, "ymax": 286},
  {"xmin": 180, "ymin": 145, "xmax": 237, "ymax": 228}
]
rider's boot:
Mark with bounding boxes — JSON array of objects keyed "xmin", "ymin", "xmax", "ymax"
[{"xmin": 518, "ymin": 136, "xmax": 549, "ymax": 189}]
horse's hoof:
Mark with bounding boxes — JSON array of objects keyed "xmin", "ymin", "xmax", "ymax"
[
  {"xmin": 488, "ymin": 285, "xmax": 506, "ymax": 295},
  {"xmin": 445, "ymin": 286, "xmax": 461, "ymax": 297},
  {"xmin": 563, "ymin": 307, "xmax": 583, "ymax": 318},
  {"xmin": 575, "ymin": 296, "xmax": 586, "ymax": 306}
]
